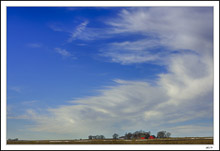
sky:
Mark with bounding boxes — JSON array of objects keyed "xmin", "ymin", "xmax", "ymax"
[{"xmin": 7, "ymin": 7, "xmax": 214, "ymax": 140}]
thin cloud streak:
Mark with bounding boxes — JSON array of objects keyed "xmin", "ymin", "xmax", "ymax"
[
  {"xmin": 55, "ymin": 48, "xmax": 72, "ymax": 57},
  {"xmin": 9, "ymin": 86, "xmax": 22, "ymax": 93},
  {"xmin": 49, "ymin": 20, "xmax": 112, "ymax": 42},
  {"xmin": 68, "ymin": 20, "xmax": 89, "ymax": 42},
  {"xmin": 100, "ymin": 38, "xmax": 163, "ymax": 65}
]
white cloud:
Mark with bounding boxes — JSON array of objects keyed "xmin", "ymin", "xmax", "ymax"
[
  {"xmin": 48, "ymin": 23, "xmax": 64, "ymax": 32},
  {"xmin": 22, "ymin": 50, "xmax": 213, "ymax": 138},
  {"xmin": 101, "ymin": 50, "xmax": 159, "ymax": 65},
  {"xmin": 9, "ymin": 86, "xmax": 22, "ymax": 93},
  {"xmin": 103, "ymin": 7, "xmax": 213, "ymax": 64},
  {"xmin": 166, "ymin": 125, "xmax": 213, "ymax": 137},
  {"xmin": 49, "ymin": 20, "xmax": 95, "ymax": 42},
  {"xmin": 68, "ymin": 20, "xmax": 89, "ymax": 42},
  {"xmin": 110, "ymin": 39, "xmax": 160, "ymax": 51},
  {"xmin": 68, "ymin": 25, "xmax": 110, "ymax": 42},
  {"xmin": 158, "ymin": 53, "xmax": 213, "ymax": 102},
  {"xmin": 49, "ymin": 20, "xmax": 112, "ymax": 42},
  {"xmin": 55, "ymin": 48, "xmax": 72, "ymax": 57},
  {"xmin": 100, "ymin": 38, "xmax": 164, "ymax": 64}
]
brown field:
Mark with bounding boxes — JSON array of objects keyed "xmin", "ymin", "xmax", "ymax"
[{"xmin": 7, "ymin": 137, "xmax": 213, "ymax": 144}]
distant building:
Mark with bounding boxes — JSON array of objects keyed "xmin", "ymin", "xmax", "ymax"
[
  {"xmin": 140, "ymin": 135, "xmax": 146, "ymax": 139},
  {"xmin": 119, "ymin": 136, "xmax": 125, "ymax": 139},
  {"xmin": 149, "ymin": 135, "xmax": 155, "ymax": 139}
]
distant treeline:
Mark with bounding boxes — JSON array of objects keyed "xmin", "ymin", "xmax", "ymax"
[{"xmin": 89, "ymin": 130, "xmax": 171, "ymax": 139}]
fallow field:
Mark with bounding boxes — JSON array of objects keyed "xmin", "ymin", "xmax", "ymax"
[{"xmin": 7, "ymin": 137, "xmax": 213, "ymax": 144}]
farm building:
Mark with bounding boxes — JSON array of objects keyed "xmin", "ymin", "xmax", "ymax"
[
  {"xmin": 149, "ymin": 135, "xmax": 156, "ymax": 139},
  {"xmin": 140, "ymin": 135, "xmax": 146, "ymax": 139},
  {"xmin": 119, "ymin": 136, "xmax": 125, "ymax": 139}
]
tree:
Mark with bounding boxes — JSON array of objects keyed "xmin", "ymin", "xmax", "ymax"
[
  {"xmin": 131, "ymin": 130, "xmax": 151, "ymax": 139},
  {"xmin": 157, "ymin": 131, "xmax": 166, "ymax": 138},
  {"xmin": 157, "ymin": 131, "xmax": 171, "ymax": 138},
  {"xmin": 144, "ymin": 132, "xmax": 150, "ymax": 139},
  {"xmin": 100, "ymin": 135, "xmax": 105, "ymax": 139},
  {"xmin": 166, "ymin": 132, "xmax": 171, "ymax": 138},
  {"xmin": 125, "ymin": 132, "xmax": 133, "ymax": 139},
  {"xmin": 133, "ymin": 130, "xmax": 143, "ymax": 139},
  {"xmin": 112, "ymin": 133, "xmax": 119, "ymax": 139},
  {"xmin": 88, "ymin": 135, "xmax": 93, "ymax": 139},
  {"xmin": 132, "ymin": 131, "xmax": 139, "ymax": 139}
]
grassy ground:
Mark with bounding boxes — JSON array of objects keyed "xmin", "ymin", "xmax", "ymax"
[{"xmin": 7, "ymin": 137, "xmax": 213, "ymax": 144}]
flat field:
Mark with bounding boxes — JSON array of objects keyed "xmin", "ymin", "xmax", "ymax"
[{"xmin": 7, "ymin": 137, "xmax": 213, "ymax": 144}]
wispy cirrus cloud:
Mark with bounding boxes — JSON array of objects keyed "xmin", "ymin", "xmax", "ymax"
[
  {"xmin": 49, "ymin": 20, "xmax": 97, "ymax": 42},
  {"xmin": 9, "ymin": 86, "xmax": 22, "ymax": 93},
  {"xmin": 100, "ymin": 49, "xmax": 160, "ymax": 65},
  {"xmin": 55, "ymin": 48, "xmax": 73, "ymax": 57},
  {"xmin": 22, "ymin": 100, "xmax": 38, "ymax": 105},
  {"xmin": 67, "ymin": 20, "xmax": 110, "ymax": 42},
  {"xmin": 100, "ymin": 38, "xmax": 164, "ymax": 65},
  {"xmin": 19, "ymin": 50, "xmax": 213, "ymax": 138},
  {"xmin": 166, "ymin": 125, "xmax": 213, "ymax": 137},
  {"xmin": 102, "ymin": 7, "xmax": 213, "ymax": 64},
  {"xmin": 49, "ymin": 20, "xmax": 111, "ymax": 42},
  {"xmin": 68, "ymin": 20, "xmax": 89, "ymax": 42},
  {"xmin": 110, "ymin": 39, "xmax": 160, "ymax": 51},
  {"xmin": 48, "ymin": 23, "xmax": 64, "ymax": 32}
]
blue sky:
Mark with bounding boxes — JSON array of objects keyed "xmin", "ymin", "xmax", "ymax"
[{"xmin": 7, "ymin": 7, "xmax": 213, "ymax": 140}]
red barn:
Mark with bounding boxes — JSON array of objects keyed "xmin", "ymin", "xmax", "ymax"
[{"xmin": 149, "ymin": 135, "xmax": 155, "ymax": 139}]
